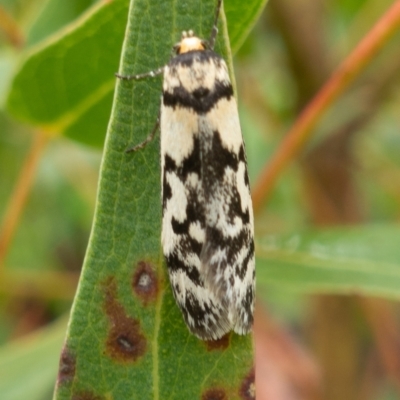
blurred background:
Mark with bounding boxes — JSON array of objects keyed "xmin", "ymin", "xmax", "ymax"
[{"xmin": 1, "ymin": 0, "xmax": 400, "ymax": 399}]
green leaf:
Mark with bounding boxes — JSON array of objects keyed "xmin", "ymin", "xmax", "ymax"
[
  {"xmin": 53, "ymin": 1, "xmax": 257, "ymax": 399},
  {"xmin": 0, "ymin": 317, "xmax": 67, "ymax": 400},
  {"xmin": 27, "ymin": 0, "xmax": 97, "ymax": 46},
  {"xmin": 6, "ymin": 0, "xmax": 266, "ymax": 148},
  {"xmin": 256, "ymin": 224, "xmax": 400, "ymax": 299},
  {"xmin": 225, "ymin": 0, "xmax": 267, "ymax": 53},
  {"xmin": 6, "ymin": 0, "xmax": 129, "ymax": 147}
]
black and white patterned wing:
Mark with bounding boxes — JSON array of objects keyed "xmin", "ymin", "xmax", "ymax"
[
  {"xmin": 160, "ymin": 50, "xmax": 255, "ymax": 340},
  {"xmin": 198, "ymin": 56, "xmax": 255, "ymax": 337}
]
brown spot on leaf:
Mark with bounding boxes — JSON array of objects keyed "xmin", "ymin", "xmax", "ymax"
[
  {"xmin": 205, "ymin": 333, "xmax": 230, "ymax": 351},
  {"xmin": 103, "ymin": 277, "xmax": 147, "ymax": 362},
  {"xmin": 239, "ymin": 367, "xmax": 255, "ymax": 400},
  {"xmin": 202, "ymin": 388, "xmax": 228, "ymax": 400},
  {"xmin": 57, "ymin": 345, "xmax": 76, "ymax": 384},
  {"xmin": 132, "ymin": 261, "xmax": 158, "ymax": 304},
  {"xmin": 72, "ymin": 391, "xmax": 103, "ymax": 400}
]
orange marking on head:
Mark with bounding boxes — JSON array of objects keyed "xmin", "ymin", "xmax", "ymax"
[{"xmin": 177, "ymin": 31, "xmax": 205, "ymax": 54}]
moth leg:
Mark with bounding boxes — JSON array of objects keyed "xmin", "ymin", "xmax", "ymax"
[
  {"xmin": 115, "ymin": 67, "xmax": 163, "ymax": 153},
  {"xmin": 125, "ymin": 113, "xmax": 160, "ymax": 153},
  {"xmin": 115, "ymin": 66, "xmax": 164, "ymax": 81}
]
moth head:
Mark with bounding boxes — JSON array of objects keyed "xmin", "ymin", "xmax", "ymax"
[{"xmin": 174, "ymin": 30, "xmax": 208, "ymax": 54}]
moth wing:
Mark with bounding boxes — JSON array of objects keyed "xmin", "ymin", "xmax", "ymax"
[
  {"xmin": 199, "ymin": 95, "xmax": 255, "ymax": 336},
  {"xmin": 161, "ymin": 104, "xmax": 233, "ymax": 340},
  {"xmin": 161, "ymin": 52, "xmax": 255, "ymax": 340}
]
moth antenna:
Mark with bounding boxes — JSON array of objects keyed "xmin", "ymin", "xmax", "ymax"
[{"xmin": 209, "ymin": 0, "xmax": 223, "ymax": 50}]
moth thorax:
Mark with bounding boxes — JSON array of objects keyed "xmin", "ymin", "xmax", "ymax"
[{"xmin": 177, "ymin": 30, "xmax": 206, "ymax": 54}]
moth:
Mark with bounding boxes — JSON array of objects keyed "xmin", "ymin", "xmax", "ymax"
[{"xmin": 117, "ymin": 0, "xmax": 255, "ymax": 340}]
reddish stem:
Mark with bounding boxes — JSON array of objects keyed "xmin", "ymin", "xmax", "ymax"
[
  {"xmin": 0, "ymin": 132, "xmax": 48, "ymax": 269},
  {"xmin": 251, "ymin": 0, "xmax": 400, "ymax": 212}
]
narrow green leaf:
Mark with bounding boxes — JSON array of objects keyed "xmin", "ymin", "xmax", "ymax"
[
  {"xmin": 0, "ymin": 318, "xmax": 67, "ymax": 400},
  {"xmin": 53, "ymin": 1, "xmax": 256, "ymax": 399},
  {"xmin": 225, "ymin": 0, "xmax": 267, "ymax": 53},
  {"xmin": 6, "ymin": 0, "xmax": 129, "ymax": 147},
  {"xmin": 27, "ymin": 0, "xmax": 97, "ymax": 46},
  {"xmin": 256, "ymin": 224, "xmax": 400, "ymax": 299}
]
